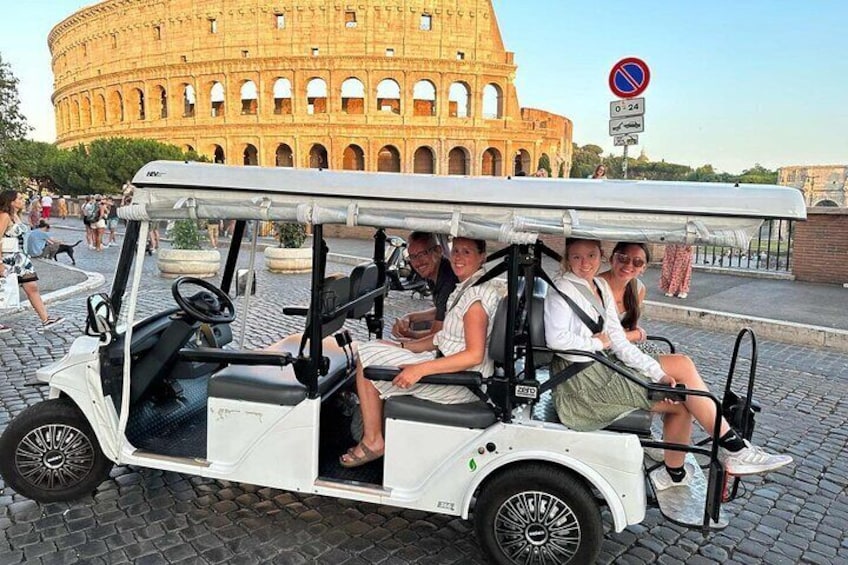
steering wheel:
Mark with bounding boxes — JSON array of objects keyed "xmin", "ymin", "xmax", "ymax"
[{"xmin": 171, "ymin": 277, "xmax": 236, "ymax": 324}]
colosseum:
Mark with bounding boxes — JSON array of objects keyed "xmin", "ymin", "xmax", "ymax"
[{"xmin": 49, "ymin": 0, "xmax": 572, "ymax": 176}]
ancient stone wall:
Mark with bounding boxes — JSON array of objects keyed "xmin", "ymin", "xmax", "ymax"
[
  {"xmin": 49, "ymin": 0, "xmax": 572, "ymax": 176},
  {"xmin": 778, "ymin": 165, "xmax": 847, "ymax": 207}
]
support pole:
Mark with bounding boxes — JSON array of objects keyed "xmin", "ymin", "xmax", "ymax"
[{"xmin": 623, "ymin": 144, "xmax": 629, "ymax": 179}]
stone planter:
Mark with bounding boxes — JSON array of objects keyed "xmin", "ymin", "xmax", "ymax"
[
  {"xmin": 264, "ymin": 246, "xmax": 312, "ymax": 273},
  {"xmin": 157, "ymin": 248, "xmax": 221, "ymax": 279}
]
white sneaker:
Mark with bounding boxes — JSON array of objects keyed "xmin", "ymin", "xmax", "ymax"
[
  {"xmin": 720, "ymin": 440, "xmax": 793, "ymax": 475},
  {"xmin": 664, "ymin": 292, "xmax": 674, "ymax": 297},
  {"xmin": 677, "ymin": 292, "xmax": 688, "ymax": 299},
  {"xmin": 650, "ymin": 463, "xmax": 694, "ymax": 491}
]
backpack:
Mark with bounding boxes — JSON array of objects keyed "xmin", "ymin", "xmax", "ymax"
[{"xmin": 83, "ymin": 202, "xmax": 98, "ymax": 223}]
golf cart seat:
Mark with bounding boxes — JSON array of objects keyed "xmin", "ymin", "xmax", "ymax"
[
  {"xmin": 209, "ymin": 274, "xmax": 355, "ymax": 405},
  {"xmin": 208, "ymin": 334, "xmax": 351, "ymax": 405},
  {"xmin": 526, "ymin": 276, "xmax": 653, "ymax": 436}
]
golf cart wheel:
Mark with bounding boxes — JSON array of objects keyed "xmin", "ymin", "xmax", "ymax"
[
  {"xmin": 475, "ymin": 464, "xmax": 602, "ymax": 565},
  {"xmin": 0, "ymin": 398, "xmax": 112, "ymax": 502}
]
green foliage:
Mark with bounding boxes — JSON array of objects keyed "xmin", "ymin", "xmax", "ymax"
[
  {"xmin": 569, "ymin": 143, "xmax": 604, "ymax": 179},
  {"xmin": 557, "ymin": 162, "xmax": 565, "ymax": 178},
  {"xmin": 537, "ymin": 154, "xmax": 552, "ymax": 176},
  {"xmin": 275, "ymin": 222, "xmax": 307, "ymax": 248},
  {"xmin": 0, "ymin": 54, "xmax": 31, "ymax": 188},
  {"xmin": 171, "ymin": 219, "xmax": 203, "ymax": 250}
]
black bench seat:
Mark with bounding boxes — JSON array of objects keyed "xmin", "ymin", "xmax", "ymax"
[
  {"xmin": 385, "ymin": 396, "xmax": 497, "ymax": 429},
  {"xmin": 532, "ymin": 394, "xmax": 653, "ymax": 435},
  {"xmin": 208, "ymin": 334, "xmax": 352, "ymax": 405}
]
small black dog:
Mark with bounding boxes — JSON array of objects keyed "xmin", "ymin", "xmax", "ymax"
[{"xmin": 43, "ymin": 240, "xmax": 82, "ymax": 265}]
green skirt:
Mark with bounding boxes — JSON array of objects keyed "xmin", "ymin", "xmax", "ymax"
[{"xmin": 551, "ymin": 354, "xmax": 653, "ymax": 432}]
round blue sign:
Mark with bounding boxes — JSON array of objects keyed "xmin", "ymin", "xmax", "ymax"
[{"xmin": 609, "ymin": 57, "xmax": 651, "ymax": 98}]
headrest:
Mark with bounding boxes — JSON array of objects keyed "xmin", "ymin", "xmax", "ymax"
[
  {"xmin": 317, "ymin": 273, "xmax": 351, "ymax": 339},
  {"xmin": 348, "ymin": 262, "xmax": 380, "ymax": 319}
]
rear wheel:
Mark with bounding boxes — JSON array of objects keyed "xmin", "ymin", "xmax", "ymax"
[
  {"xmin": 0, "ymin": 398, "xmax": 112, "ymax": 502},
  {"xmin": 474, "ymin": 464, "xmax": 603, "ymax": 565}
]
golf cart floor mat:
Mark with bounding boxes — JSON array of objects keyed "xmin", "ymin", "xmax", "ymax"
[
  {"xmin": 317, "ymin": 395, "xmax": 384, "ymax": 486},
  {"xmin": 126, "ymin": 377, "xmax": 209, "ymax": 459},
  {"xmin": 651, "ymin": 453, "xmax": 729, "ymax": 530}
]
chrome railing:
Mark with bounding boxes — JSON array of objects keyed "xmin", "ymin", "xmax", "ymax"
[{"xmin": 694, "ymin": 219, "xmax": 794, "ymax": 273}]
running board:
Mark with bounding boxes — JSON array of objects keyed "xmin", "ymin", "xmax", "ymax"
[
  {"xmin": 651, "ymin": 454, "xmax": 728, "ymax": 530},
  {"xmin": 314, "ymin": 478, "xmax": 391, "ymax": 496},
  {"xmin": 132, "ymin": 450, "xmax": 211, "ymax": 468}
]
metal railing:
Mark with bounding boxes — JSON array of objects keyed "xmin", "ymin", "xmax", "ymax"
[{"xmin": 694, "ymin": 219, "xmax": 795, "ymax": 273}]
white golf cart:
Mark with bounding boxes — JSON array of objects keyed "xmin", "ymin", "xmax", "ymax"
[{"xmin": 0, "ymin": 163, "xmax": 805, "ymax": 564}]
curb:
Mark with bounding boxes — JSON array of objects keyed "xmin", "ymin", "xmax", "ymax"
[{"xmin": 2, "ymin": 261, "xmax": 105, "ymax": 317}]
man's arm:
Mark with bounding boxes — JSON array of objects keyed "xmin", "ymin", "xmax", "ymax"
[{"xmin": 392, "ymin": 307, "xmax": 437, "ymax": 338}]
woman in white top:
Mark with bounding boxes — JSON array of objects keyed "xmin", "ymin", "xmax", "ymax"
[
  {"xmin": 544, "ymin": 238, "xmax": 791, "ymax": 487},
  {"xmin": 341, "ymin": 237, "xmax": 503, "ymax": 468},
  {"xmin": 598, "ymin": 242, "xmax": 650, "ymax": 344}
]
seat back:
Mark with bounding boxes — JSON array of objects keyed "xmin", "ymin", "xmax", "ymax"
[
  {"xmin": 347, "ymin": 262, "xmax": 380, "ymax": 319},
  {"xmin": 318, "ymin": 274, "xmax": 351, "ymax": 338},
  {"xmin": 527, "ymin": 278, "xmax": 551, "ymax": 365},
  {"xmin": 488, "ymin": 277, "xmax": 549, "ymax": 366}
]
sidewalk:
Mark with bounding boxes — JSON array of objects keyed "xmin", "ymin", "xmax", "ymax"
[{"xmin": 41, "ymin": 221, "xmax": 848, "ymax": 350}]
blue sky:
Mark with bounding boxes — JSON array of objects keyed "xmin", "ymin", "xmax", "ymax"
[{"xmin": 2, "ymin": 1, "xmax": 846, "ymax": 173}]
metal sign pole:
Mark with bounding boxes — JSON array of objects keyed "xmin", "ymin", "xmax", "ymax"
[{"xmin": 623, "ymin": 144, "xmax": 629, "ymax": 179}]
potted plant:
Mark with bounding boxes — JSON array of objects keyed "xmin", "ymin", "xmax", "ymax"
[
  {"xmin": 157, "ymin": 219, "xmax": 221, "ymax": 278},
  {"xmin": 264, "ymin": 222, "xmax": 312, "ymax": 273}
]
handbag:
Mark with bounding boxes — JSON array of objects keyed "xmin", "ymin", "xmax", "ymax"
[
  {"xmin": 1, "ymin": 237, "xmax": 19, "ymax": 254},
  {"xmin": 0, "ymin": 273, "xmax": 21, "ymax": 309}
]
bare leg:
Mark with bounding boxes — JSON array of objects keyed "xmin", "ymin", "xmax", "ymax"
[
  {"xmin": 22, "ymin": 282, "xmax": 49, "ymax": 322},
  {"xmin": 659, "ymin": 354, "xmax": 730, "ymax": 438},
  {"xmin": 651, "ymin": 402, "xmax": 693, "ymax": 467},
  {"xmin": 341, "ymin": 358, "xmax": 386, "ymax": 464}
]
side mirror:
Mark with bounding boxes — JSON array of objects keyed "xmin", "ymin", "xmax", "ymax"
[
  {"xmin": 86, "ymin": 293, "xmax": 116, "ymax": 340},
  {"xmin": 235, "ymin": 268, "xmax": 257, "ymax": 297}
]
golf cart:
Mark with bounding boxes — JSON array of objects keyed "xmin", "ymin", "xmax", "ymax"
[{"xmin": 0, "ymin": 163, "xmax": 805, "ymax": 564}]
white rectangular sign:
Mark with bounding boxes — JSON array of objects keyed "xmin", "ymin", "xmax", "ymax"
[
  {"xmin": 610, "ymin": 97, "xmax": 645, "ymax": 118},
  {"xmin": 614, "ymin": 134, "xmax": 639, "ymax": 146},
  {"xmin": 609, "ymin": 116, "xmax": 644, "ymax": 136}
]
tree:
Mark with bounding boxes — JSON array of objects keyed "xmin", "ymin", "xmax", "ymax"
[
  {"xmin": 569, "ymin": 143, "xmax": 604, "ymax": 179},
  {"xmin": 738, "ymin": 163, "xmax": 777, "ymax": 185},
  {"xmin": 0, "ymin": 53, "xmax": 31, "ymax": 187},
  {"xmin": 537, "ymin": 154, "xmax": 552, "ymax": 176}
]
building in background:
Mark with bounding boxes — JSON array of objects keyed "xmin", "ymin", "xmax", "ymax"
[
  {"xmin": 778, "ymin": 165, "xmax": 847, "ymax": 207},
  {"xmin": 49, "ymin": 0, "xmax": 572, "ymax": 176}
]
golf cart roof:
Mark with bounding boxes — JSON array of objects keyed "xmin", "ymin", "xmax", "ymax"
[{"xmin": 126, "ymin": 161, "xmax": 806, "ymax": 247}]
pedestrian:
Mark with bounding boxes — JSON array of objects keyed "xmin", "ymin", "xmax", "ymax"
[
  {"xmin": 0, "ymin": 190, "xmax": 65, "ymax": 333},
  {"xmin": 28, "ymin": 198, "xmax": 42, "ymax": 228},
  {"xmin": 92, "ymin": 198, "xmax": 109, "ymax": 251},
  {"xmin": 82, "ymin": 196, "xmax": 97, "ymax": 249},
  {"xmin": 533, "ymin": 168, "xmax": 549, "ymax": 178},
  {"xmin": 591, "ymin": 164, "xmax": 607, "ymax": 179},
  {"xmin": 207, "ymin": 219, "xmax": 220, "ymax": 248},
  {"xmin": 105, "ymin": 197, "xmax": 119, "ymax": 247},
  {"xmin": 659, "ymin": 243, "xmax": 693, "ymax": 299},
  {"xmin": 148, "ymin": 222, "xmax": 160, "ymax": 254},
  {"xmin": 56, "ymin": 196, "xmax": 68, "ymax": 220},
  {"xmin": 40, "ymin": 193, "xmax": 53, "ymax": 219}
]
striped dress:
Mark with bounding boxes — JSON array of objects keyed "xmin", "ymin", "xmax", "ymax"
[{"xmin": 358, "ymin": 270, "xmax": 504, "ymax": 404}]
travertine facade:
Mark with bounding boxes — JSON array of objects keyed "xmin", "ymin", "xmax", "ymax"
[
  {"xmin": 50, "ymin": 0, "xmax": 572, "ymax": 176},
  {"xmin": 778, "ymin": 165, "xmax": 847, "ymax": 207}
]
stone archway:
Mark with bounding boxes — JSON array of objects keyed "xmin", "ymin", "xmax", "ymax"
[
  {"xmin": 413, "ymin": 146, "xmax": 435, "ymax": 174},
  {"xmin": 275, "ymin": 144, "xmax": 293, "ymax": 167},
  {"xmin": 343, "ymin": 144, "xmax": 365, "ymax": 170},
  {"xmin": 482, "ymin": 147, "xmax": 503, "ymax": 176},
  {"xmin": 243, "ymin": 144, "xmax": 258, "ymax": 166},
  {"xmin": 309, "ymin": 144, "xmax": 328, "ymax": 168},
  {"xmin": 448, "ymin": 147, "xmax": 469, "ymax": 176},
  {"xmin": 377, "ymin": 145, "xmax": 401, "ymax": 172}
]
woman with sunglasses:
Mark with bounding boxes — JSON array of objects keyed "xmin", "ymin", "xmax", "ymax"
[
  {"xmin": 599, "ymin": 242, "xmax": 650, "ymax": 345},
  {"xmin": 544, "ymin": 238, "xmax": 791, "ymax": 487}
]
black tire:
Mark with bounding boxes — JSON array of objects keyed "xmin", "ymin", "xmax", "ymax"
[
  {"xmin": 474, "ymin": 464, "xmax": 603, "ymax": 565},
  {"xmin": 0, "ymin": 398, "xmax": 112, "ymax": 502}
]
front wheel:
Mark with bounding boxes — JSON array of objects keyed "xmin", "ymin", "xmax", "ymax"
[
  {"xmin": 474, "ymin": 464, "xmax": 603, "ymax": 565},
  {"xmin": 0, "ymin": 398, "xmax": 112, "ymax": 502}
]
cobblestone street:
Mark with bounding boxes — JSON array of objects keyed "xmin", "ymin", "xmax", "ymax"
[{"xmin": 1, "ymin": 244, "xmax": 847, "ymax": 564}]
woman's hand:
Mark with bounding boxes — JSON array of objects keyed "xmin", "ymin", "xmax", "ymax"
[
  {"xmin": 659, "ymin": 374, "xmax": 677, "ymax": 387},
  {"xmin": 593, "ymin": 332, "xmax": 612, "ymax": 349},
  {"xmin": 393, "ymin": 364, "xmax": 426, "ymax": 389}
]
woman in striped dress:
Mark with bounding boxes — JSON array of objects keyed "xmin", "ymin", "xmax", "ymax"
[{"xmin": 340, "ymin": 237, "xmax": 503, "ymax": 468}]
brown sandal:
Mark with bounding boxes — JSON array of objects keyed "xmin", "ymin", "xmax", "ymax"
[{"xmin": 340, "ymin": 442, "xmax": 384, "ymax": 468}]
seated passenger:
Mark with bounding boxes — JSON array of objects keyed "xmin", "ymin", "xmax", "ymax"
[
  {"xmin": 392, "ymin": 232, "xmax": 458, "ymax": 339},
  {"xmin": 341, "ymin": 238, "xmax": 502, "ymax": 468},
  {"xmin": 598, "ymin": 242, "xmax": 650, "ymax": 344},
  {"xmin": 544, "ymin": 238, "xmax": 792, "ymax": 487}
]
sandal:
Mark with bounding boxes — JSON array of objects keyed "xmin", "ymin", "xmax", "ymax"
[
  {"xmin": 340, "ymin": 442, "xmax": 384, "ymax": 469},
  {"xmin": 39, "ymin": 317, "xmax": 65, "ymax": 331}
]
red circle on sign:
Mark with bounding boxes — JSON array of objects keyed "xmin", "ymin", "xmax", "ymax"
[{"xmin": 609, "ymin": 57, "xmax": 651, "ymax": 99}]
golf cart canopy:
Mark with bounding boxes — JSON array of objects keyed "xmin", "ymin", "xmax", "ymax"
[{"xmin": 126, "ymin": 161, "xmax": 806, "ymax": 248}]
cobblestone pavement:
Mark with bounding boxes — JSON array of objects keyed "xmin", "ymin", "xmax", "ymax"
[{"xmin": 1, "ymin": 246, "xmax": 847, "ymax": 564}]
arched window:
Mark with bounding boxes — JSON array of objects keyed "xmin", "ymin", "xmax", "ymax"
[
  {"xmin": 94, "ymin": 94, "xmax": 106, "ymax": 124},
  {"xmin": 514, "ymin": 149, "xmax": 531, "ymax": 176},
  {"xmin": 71, "ymin": 100, "xmax": 81, "ymax": 130},
  {"xmin": 213, "ymin": 145, "xmax": 225, "ymax": 164},
  {"xmin": 80, "ymin": 97, "xmax": 91, "ymax": 127},
  {"xmin": 183, "ymin": 84, "xmax": 196, "ymax": 117},
  {"xmin": 482, "ymin": 84, "xmax": 503, "ymax": 119},
  {"xmin": 273, "ymin": 78, "xmax": 292, "ymax": 114},
  {"xmin": 109, "ymin": 91, "xmax": 124, "ymax": 123},
  {"xmin": 449, "ymin": 82, "xmax": 470, "ymax": 118},
  {"xmin": 184, "ymin": 145, "xmax": 195, "ymax": 153},
  {"xmin": 377, "ymin": 145, "xmax": 401, "ymax": 172},
  {"xmin": 815, "ymin": 199, "xmax": 839, "ymax": 207},
  {"xmin": 275, "ymin": 144, "xmax": 293, "ymax": 167},
  {"xmin": 343, "ymin": 145, "xmax": 365, "ymax": 170},
  {"xmin": 154, "ymin": 86, "xmax": 167, "ymax": 119},
  {"xmin": 133, "ymin": 88, "xmax": 145, "ymax": 120},
  {"xmin": 309, "ymin": 143, "xmax": 328, "ymax": 168},
  {"xmin": 306, "ymin": 78, "xmax": 327, "ymax": 114},
  {"xmin": 448, "ymin": 147, "xmax": 469, "ymax": 175},
  {"xmin": 240, "ymin": 81, "xmax": 258, "ymax": 115},
  {"xmin": 243, "ymin": 144, "xmax": 258, "ymax": 166},
  {"xmin": 341, "ymin": 78, "xmax": 365, "ymax": 114},
  {"xmin": 413, "ymin": 146, "xmax": 435, "ymax": 174},
  {"xmin": 412, "ymin": 80, "xmax": 436, "ymax": 116},
  {"xmin": 482, "ymin": 147, "xmax": 503, "ymax": 176},
  {"xmin": 210, "ymin": 82, "xmax": 225, "ymax": 117},
  {"xmin": 376, "ymin": 79, "xmax": 401, "ymax": 114}
]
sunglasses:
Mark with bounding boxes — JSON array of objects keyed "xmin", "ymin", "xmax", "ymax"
[
  {"xmin": 614, "ymin": 253, "xmax": 646, "ymax": 268},
  {"xmin": 408, "ymin": 245, "xmax": 437, "ymax": 262}
]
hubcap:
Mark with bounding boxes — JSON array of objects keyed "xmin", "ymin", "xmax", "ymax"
[
  {"xmin": 494, "ymin": 491, "xmax": 581, "ymax": 564},
  {"xmin": 15, "ymin": 424, "xmax": 95, "ymax": 491}
]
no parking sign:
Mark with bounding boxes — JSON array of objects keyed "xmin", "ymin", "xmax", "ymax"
[{"xmin": 609, "ymin": 57, "xmax": 651, "ymax": 99}]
